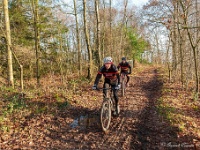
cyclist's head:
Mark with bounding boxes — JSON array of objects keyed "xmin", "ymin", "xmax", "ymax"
[
  {"xmin": 103, "ymin": 56, "xmax": 112, "ymax": 69},
  {"xmin": 103, "ymin": 56, "xmax": 113, "ymax": 64},
  {"xmin": 122, "ymin": 57, "xmax": 126, "ymax": 63}
]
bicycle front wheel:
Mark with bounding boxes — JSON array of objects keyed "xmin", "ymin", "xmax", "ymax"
[{"xmin": 100, "ymin": 100, "xmax": 111, "ymax": 132}]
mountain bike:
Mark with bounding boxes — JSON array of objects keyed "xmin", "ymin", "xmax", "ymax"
[
  {"xmin": 120, "ymin": 72, "xmax": 127, "ymax": 97},
  {"xmin": 98, "ymin": 87, "xmax": 119, "ymax": 132}
]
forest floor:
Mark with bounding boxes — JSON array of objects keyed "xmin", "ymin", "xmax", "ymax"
[{"xmin": 0, "ymin": 65, "xmax": 200, "ymax": 150}]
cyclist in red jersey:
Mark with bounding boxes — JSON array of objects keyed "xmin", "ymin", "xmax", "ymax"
[
  {"xmin": 92, "ymin": 57, "xmax": 120, "ymax": 115},
  {"xmin": 117, "ymin": 57, "xmax": 132, "ymax": 87}
]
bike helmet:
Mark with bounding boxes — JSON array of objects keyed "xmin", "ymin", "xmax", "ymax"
[
  {"xmin": 122, "ymin": 57, "xmax": 126, "ymax": 61},
  {"xmin": 103, "ymin": 56, "xmax": 113, "ymax": 64}
]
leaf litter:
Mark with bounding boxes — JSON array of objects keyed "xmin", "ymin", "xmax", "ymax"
[{"xmin": 0, "ymin": 65, "xmax": 200, "ymax": 149}]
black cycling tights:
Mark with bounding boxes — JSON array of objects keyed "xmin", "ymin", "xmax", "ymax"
[
  {"xmin": 103, "ymin": 82, "xmax": 118, "ymax": 106},
  {"xmin": 127, "ymin": 75, "xmax": 130, "ymax": 83}
]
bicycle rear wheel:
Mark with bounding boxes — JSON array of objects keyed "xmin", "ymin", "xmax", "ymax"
[{"xmin": 100, "ymin": 99, "xmax": 111, "ymax": 132}]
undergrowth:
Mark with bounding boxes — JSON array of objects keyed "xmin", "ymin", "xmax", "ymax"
[
  {"xmin": 0, "ymin": 74, "xmax": 91, "ymax": 133},
  {"xmin": 155, "ymin": 68, "xmax": 200, "ymax": 137}
]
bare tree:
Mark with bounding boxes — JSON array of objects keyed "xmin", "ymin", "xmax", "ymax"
[
  {"xmin": 109, "ymin": 0, "xmax": 113, "ymax": 57},
  {"xmin": 83, "ymin": 0, "xmax": 93, "ymax": 79},
  {"xmin": 101, "ymin": 0, "xmax": 106, "ymax": 59},
  {"xmin": 119, "ymin": 0, "xmax": 128, "ymax": 60},
  {"xmin": 3, "ymin": 0, "xmax": 14, "ymax": 88},
  {"xmin": 176, "ymin": 1, "xmax": 184, "ymax": 85},
  {"xmin": 32, "ymin": 0, "xmax": 40, "ymax": 85},
  {"xmin": 73, "ymin": 0, "xmax": 82, "ymax": 75},
  {"xmin": 179, "ymin": 0, "xmax": 199, "ymax": 98},
  {"xmin": 143, "ymin": 0, "xmax": 200, "ymax": 98},
  {"xmin": 95, "ymin": 0, "xmax": 101, "ymax": 67}
]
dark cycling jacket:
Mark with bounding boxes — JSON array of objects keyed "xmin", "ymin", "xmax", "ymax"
[
  {"xmin": 94, "ymin": 64, "xmax": 120, "ymax": 85},
  {"xmin": 117, "ymin": 62, "xmax": 131, "ymax": 73}
]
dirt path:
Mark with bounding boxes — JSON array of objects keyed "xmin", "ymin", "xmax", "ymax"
[
  {"xmin": 47, "ymin": 66, "xmax": 171, "ymax": 150},
  {"xmin": 1, "ymin": 67, "xmax": 184, "ymax": 150}
]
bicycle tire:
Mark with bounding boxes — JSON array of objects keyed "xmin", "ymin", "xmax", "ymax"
[{"xmin": 100, "ymin": 99, "xmax": 111, "ymax": 132}]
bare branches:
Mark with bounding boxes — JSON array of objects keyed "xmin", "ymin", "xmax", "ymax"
[{"xmin": 142, "ymin": 0, "xmax": 200, "ymax": 95}]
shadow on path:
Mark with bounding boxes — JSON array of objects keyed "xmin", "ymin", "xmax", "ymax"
[{"xmin": 131, "ymin": 69, "xmax": 180, "ymax": 150}]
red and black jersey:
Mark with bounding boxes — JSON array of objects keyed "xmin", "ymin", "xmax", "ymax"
[
  {"xmin": 117, "ymin": 62, "xmax": 131, "ymax": 73},
  {"xmin": 94, "ymin": 64, "xmax": 120, "ymax": 85}
]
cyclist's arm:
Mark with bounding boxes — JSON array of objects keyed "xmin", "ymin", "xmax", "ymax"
[
  {"xmin": 117, "ymin": 64, "xmax": 121, "ymax": 70},
  {"xmin": 128, "ymin": 63, "xmax": 132, "ymax": 74},
  {"xmin": 129, "ymin": 66, "xmax": 132, "ymax": 74},
  {"xmin": 114, "ymin": 65, "xmax": 120, "ymax": 84},
  {"xmin": 94, "ymin": 72, "xmax": 102, "ymax": 85},
  {"xmin": 117, "ymin": 72, "xmax": 120, "ymax": 84},
  {"xmin": 117, "ymin": 73, "xmax": 120, "ymax": 84}
]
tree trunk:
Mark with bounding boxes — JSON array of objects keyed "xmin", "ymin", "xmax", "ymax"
[
  {"xmin": 95, "ymin": 0, "xmax": 101, "ymax": 68},
  {"xmin": 11, "ymin": 48, "xmax": 24, "ymax": 90},
  {"xmin": 154, "ymin": 33, "xmax": 161, "ymax": 64},
  {"xmin": 109, "ymin": 0, "xmax": 112, "ymax": 57},
  {"xmin": 166, "ymin": 35, "xmax": 172, "ymax": 82},
  {"xmin": 20, "ymin": 65, "xmax": 24, "ymax": 90},
  {"xmin": 195, "ymin": 0, "xmax": 199, "ymax": 96},
  {"xmin": 58, "ymin": 28, "xmax": 64, "ymax": 83},
  {"xmin": 83, "ymin": 0, "xmax": 93, "ymax": 79},
  {"xmin": 119, "ymin": 0, "xmax": 128, "ymax": 61},
  {"xmin": 32, "ymin": 0, "xmax": 40, "ymax": 85},
  {"xmin": 74, "ymin": 0, "xmax": 82, "ymax": 75},
  {"xmin": 179, "ymin": 0, "xmax": 199, "ymax": 98},
  {"xmin": 176, "ymin": 3, "xmax": 184, "ymax": 85},
  {"xmin": 171, "ymin": 2, "xmax": 178, "ymax": 81},
  {"xmin": 3, "ymin": 0, "xmax": 14, "ymax": 88},
  {"xmin": 102, "ymin": 0, "xmax": 106, "ymax": 59}
]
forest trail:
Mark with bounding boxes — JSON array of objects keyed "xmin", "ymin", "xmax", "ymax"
[{"xmin": 1, "ymin": 66, "xmax": 198, "ymax": 150}]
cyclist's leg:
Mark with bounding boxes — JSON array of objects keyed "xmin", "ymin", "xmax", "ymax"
[
  {"xmin": 126, "ymin": 74, "xmax": 130, "ymax": 83},
  {"xmin": 122, "ymin": 71, "xmax": 129, "ymax": 86},
  {"xmin": 120, "ymin": 71, "xmax": 125, "ymax": 83},
  {"xmin": 112, "ymin": 83, "xmax": 119, "ymax": 114},
  {"xmin": 119, "ymin": 71, "xmax": 122, "ymax": 84},
  {"xmin": 103, "ymin": 82, "xmax": 110, "ymax": 98}
]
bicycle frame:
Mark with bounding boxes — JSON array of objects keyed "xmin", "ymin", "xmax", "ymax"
[
  {"xmin": 103, "ymin": 87, "xmax": 113, "ymax": 98},
  {"xmin": 101, "ymin": 87, "xmax": 116, "ymax": 112}
]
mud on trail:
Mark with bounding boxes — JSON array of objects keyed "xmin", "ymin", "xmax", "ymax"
[{"xmin": 0, "ymin": 67, "xmax": 186, "ymax": 149}]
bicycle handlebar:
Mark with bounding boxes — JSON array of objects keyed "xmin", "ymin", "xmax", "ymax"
[
  {"xmin": 120, "ymin": 72, "xmax": 131, "ymax": 75},
  {"xmin": 95, "ymin": 87, "xmax": 116, "ymax": 90},
  {"xmin": 92, "ymin": 86, "xmax": 120, "ymax": 91}
]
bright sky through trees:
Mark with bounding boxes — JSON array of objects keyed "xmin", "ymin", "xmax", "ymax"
[{"xmin": 132, "ymin": 0, "xmax": 149, "ymax": 6}]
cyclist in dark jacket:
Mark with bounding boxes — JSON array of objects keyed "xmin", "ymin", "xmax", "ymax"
[
  {"xmin": 117, "ymin": 57, "xmax": 132, "ymax": 86},
  {"xmin": 93, "ymin": 57, "xmax": 120, "ymax": 115}
]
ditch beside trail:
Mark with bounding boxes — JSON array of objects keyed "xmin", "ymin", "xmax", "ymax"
[{"xmin": 1, "ymin": 67, "xmax": 180, "ymax": 149}]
